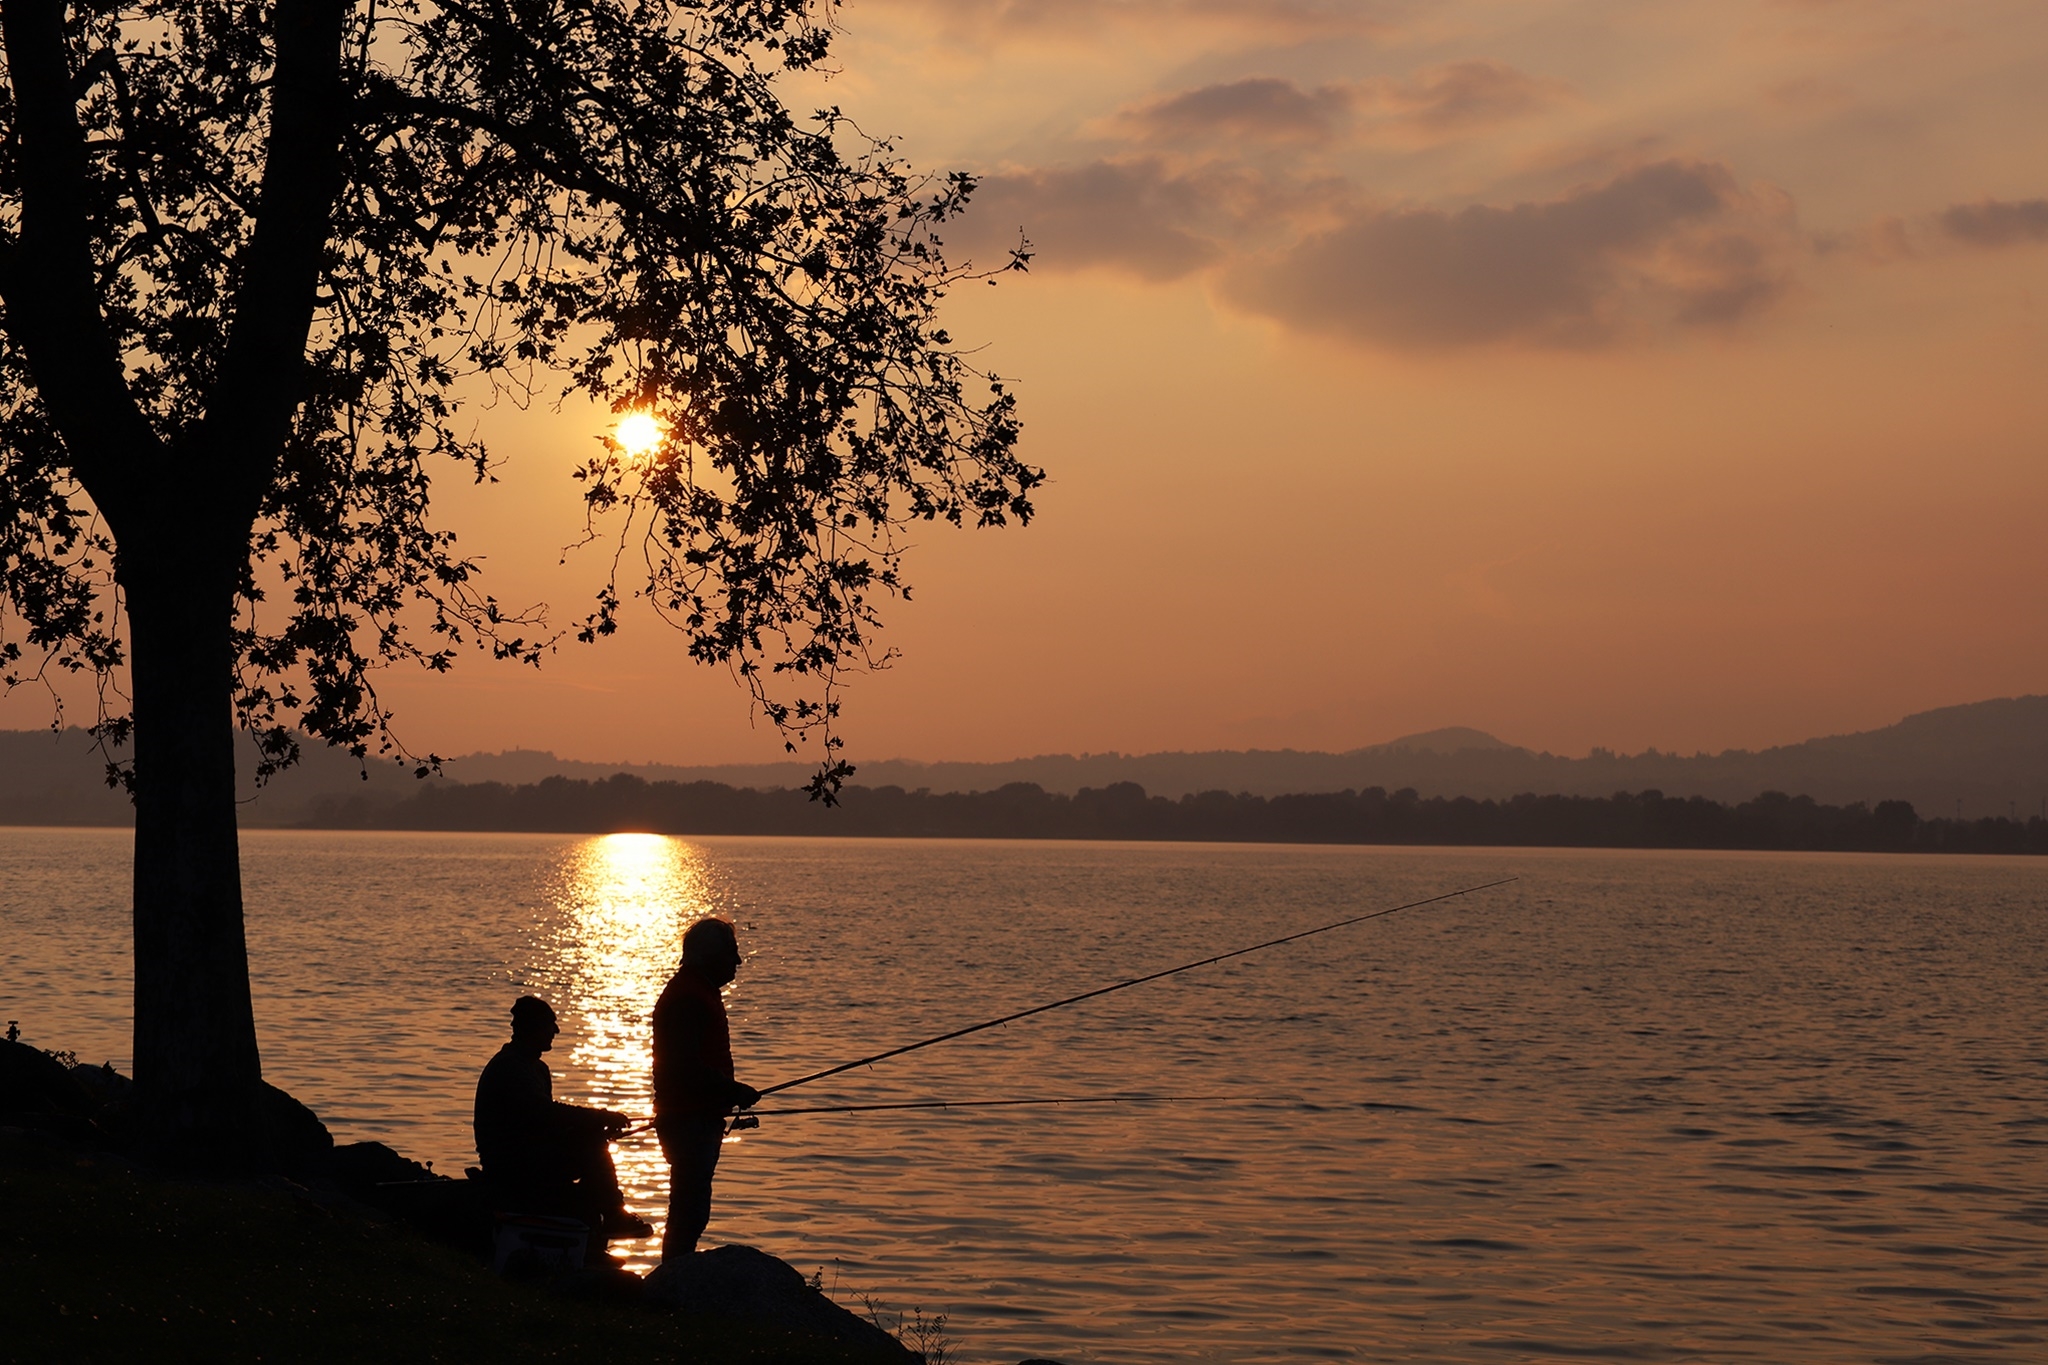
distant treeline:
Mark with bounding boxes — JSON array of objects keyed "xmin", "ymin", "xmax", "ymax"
[{"xmin": 303, "ymin": 776, "xmax": 2048, "ymax": 854}]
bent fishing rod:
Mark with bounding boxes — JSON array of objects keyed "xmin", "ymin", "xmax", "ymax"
[{"xmin": 755, "ymin": 874, "xmax": 1519, "ymax": 1101}]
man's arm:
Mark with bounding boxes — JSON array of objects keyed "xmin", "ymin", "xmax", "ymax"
[
  {"xmin": 661, "ymin": 1063, "xmax": 758, "ymax": 1112},
  {"xmin": 653, "ymin": 982, "xmax": 758, "ymax": 1114},
  {"xmin": 552, "ymin": 1099, "xmax": 632, "ymax": 1137}
]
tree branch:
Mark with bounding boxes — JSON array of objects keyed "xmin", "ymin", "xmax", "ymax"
[
  {"xmin": 0, "ymin": 0, "xmax": 164, "ymax": 532},
  {"xmin": 358, "ymin": 89, "xmax": 712, "ymax": 249},
  {"xmin": 198, "ymin": 0, "xmax": 349, "ymax": 530}
]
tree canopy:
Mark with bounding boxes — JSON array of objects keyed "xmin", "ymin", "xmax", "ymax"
[
  {"xmin": 0, "ymin": 0, "xmax": 1037, "ymax": 1162},
  {"xmin": 1, "ymin": 0, "xmax": 1038, "ymax": 796}
]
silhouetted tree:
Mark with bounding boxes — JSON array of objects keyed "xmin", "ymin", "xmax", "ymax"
[
  {"xmin": 1872, "ymin": 799, "xmax": 1918, "ymax": 850},
  {"xmin": 0, "ymin": 0, "xmax": 1036, "ymax": 1165}
]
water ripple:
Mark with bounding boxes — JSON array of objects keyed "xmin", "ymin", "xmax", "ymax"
[{"xmin": 4, "ymin": 833, "xmax": 2045, "ymax": 1363}]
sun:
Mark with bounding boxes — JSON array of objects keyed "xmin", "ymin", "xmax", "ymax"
[{"xmin": 614, "ymin": 411, "xmax": 663, "ymax": 457}]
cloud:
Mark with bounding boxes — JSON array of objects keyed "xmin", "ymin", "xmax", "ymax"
[
  {"xmin": 1940, "ymin": 199, "xmax": 2048, "ymax": 248},
  {"xmin": 1226, "ymin": 161, "xmax": 1800, "ymax": 347},
  {"xmin": 954, "ymin": 149, "xmax": 1801, "ymax": 351},
  {"xmin": 953, "ymin": 159, "xmax": 1250, "ymax": 281},
  {"xmin": 1371, "ymin": 61, "xmax": 1566, "ymax": 137},
  {"xmin": 1761, "ymin": 76, "xmax": 1855, "ymax": 116},
  {"xmin": 1123, "ymin": 77, "xmax": 1353, "ymax": 142},
  {"xmin": 858, "ymin": 0, "xmax": 1392, "ymax": 47},
  {"xmin": 1117, "ymin": 64, "xmax": 1563, "ymax": 147},
  {"xmin": 1827, "ymin": 213, "xmax": 1917, "ymax": 263}
]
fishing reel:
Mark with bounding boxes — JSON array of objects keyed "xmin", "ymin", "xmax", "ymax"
[{"xmin": 729, "ymin": 1113, "xmax": 761, "ymax": 1131}]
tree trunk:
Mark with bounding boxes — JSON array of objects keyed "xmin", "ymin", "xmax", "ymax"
[{"xmin": 124, "ymin": 552, "xmax": 262, "ymax": 1170}]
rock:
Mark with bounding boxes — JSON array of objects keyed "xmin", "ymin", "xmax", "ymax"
[
  {"xmin": 329, "ymin": 1142, "xmax": 494, "ymax": 1257},
  {"xmin": 644, "ymin": 1244, "xmax": 915, "ymax": 1360},
  {"xmin": 69, "ymin": 1061, "xmax": 135, "ymax": 1147},
  {"xmin": 0, "ymin": 1039, "xmax": 96, "ymax": 1121},
  {"xmin": 149, "ymin": 1077, "xmax": 335, "ymax": 1177},
  {"xmin": 4, "ymin": 1048, "xmax": 330, "ymax": 1174},
  {"xmin": 69, "ymin": 1059, "xmax": 133, "ymax": 1106},
  {"xmin": 255, "ymin": 1079, "xmax": 333, "ymax": 1179},
  {"xmin": 332, "ymin": 1140, "xmax": 436, "ymax": 1191},
  {"xmin": 0, "ymin": 1040, "xmax": 112, "ymax": 1148}
]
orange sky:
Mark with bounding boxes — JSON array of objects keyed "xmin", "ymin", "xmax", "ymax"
[{"xmin": 10, "ymin": 0, "xmax": 2048, "ymax": 769}]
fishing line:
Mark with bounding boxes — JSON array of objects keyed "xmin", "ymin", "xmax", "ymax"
[{"xmin": 757, "ymin": 874, "xmax": 1519, "ymax": 1099}]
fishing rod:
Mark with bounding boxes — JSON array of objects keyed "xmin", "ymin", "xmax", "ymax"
[
  {"xmin": 618, "ymin": 1093, "xmax": 1248, "ymax": 1137},
  {"xmin": 751, "ymin": 1093, "xmax": 1243, "ymax": 1118},
  {"xmin": 757, "ymin": 874, "xmax": 1519, "ymax": 1100}
]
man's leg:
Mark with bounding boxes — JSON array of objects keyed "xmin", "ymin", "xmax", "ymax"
[
  {"xmin": 657, "ymin": 1118, "xmax": 725, "ymax": 1260},
  {"xmin": 562, "ymin": 1125, "xmax": 653, "ymax": 1239},
  {"xmin": 565, "ymin": 1129, "xmax": 627, "ymax": 1210}
]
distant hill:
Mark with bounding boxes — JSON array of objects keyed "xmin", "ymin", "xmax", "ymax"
[
  {"xmin": 4, "ymin": 695, "xmax": 2046, "ymax": 826},
  {"xmin": 0, "ymin": 728, "xmax": 428, "ymax": 828},
  {"xmin": 449, "ymin": 699, "xmax": 2048, "ymax": 817}
]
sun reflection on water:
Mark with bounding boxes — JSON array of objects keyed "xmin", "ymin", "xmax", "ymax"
[{"xmin": 538, "ymin": 833, "xmax": 722, "ymax": 1272}]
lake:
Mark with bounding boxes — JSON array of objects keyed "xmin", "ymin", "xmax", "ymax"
[{"xmin": 4, "ymin": 829, "xmax": 2045, "ymax": 1362}]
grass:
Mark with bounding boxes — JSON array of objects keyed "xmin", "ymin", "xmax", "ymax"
[
  {"xmin": 0, "ymin": 1134, "xmax": 903, "ymax": 1364},
  {"xmin": 813, "ymin": 1263, "xmax": 957, "ymax": 1365}
]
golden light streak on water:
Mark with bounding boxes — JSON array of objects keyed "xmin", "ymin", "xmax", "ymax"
[{"xmin": 539, "ymin": 832, "xmax": 722, "ymax": 1271}]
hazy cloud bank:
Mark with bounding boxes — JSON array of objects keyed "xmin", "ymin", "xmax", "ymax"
[
  {"xmin": 1123, "ymin": 77, "xmax": 1355, "ymax": 143},
  {"xmin": 1817, "ymin": 196, "xmax": 2048, "ymax": 263},
  {"xmin": 924, "ymin": 22, "xmax": 2048, "ymax": 350},
  {"xmin": 859, "ymin": 0, "xmax": 1395, "ymax": 46},
  {"xmin": 1119, "ymin": 63, "xmax": 1564, "ymax": 145},
  {"xmin": 960, "ymin": 159, "xmax": 1245, "ymax": 281},
  {"xmin": 958, "ymin": 153, "xmax": 1799, "ymax": 348},
  {"xmin": 1230, "ymin": 161, "xmax": 1798, "ymax": 347},
  {"xmin": 1941, "ymin": 198, "xmax": 2048, "ymax": 247}
]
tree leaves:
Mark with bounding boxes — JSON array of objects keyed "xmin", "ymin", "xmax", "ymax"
[{"xmin": 0, "ymin": 1, "xmax": 1038, "ymax": 800}]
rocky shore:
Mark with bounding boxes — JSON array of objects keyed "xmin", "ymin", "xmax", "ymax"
[{"xmin": 1, "ymin": 1036, "xmax": 1058, "ymax": 1363}]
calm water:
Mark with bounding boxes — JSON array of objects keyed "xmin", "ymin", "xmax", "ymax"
[{"xmin": 5, "ymin": 830, "xmax": 2046, "ymax": 1363}]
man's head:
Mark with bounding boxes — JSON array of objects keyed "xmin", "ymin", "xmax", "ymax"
[
  {"xmin": 509, "ymin": 994, "xmax": 559, "ymax": 1052},
  {"xmin": 681, "ymin": 916, "xmax": 741, "ymax": 987}
]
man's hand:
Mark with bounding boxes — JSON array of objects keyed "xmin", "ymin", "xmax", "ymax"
[
  {"xmin": 598, "ymin": 1108, "xmax": 633, "ymax": 1137},
  {"xmin": 728, "ymin": 1081, "xmax": 762, "ymax": 1112}
]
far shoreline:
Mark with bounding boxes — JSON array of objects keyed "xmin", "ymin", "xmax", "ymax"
[{"xmin": 4, "ymin": 776, "xmax": 2045, "ymax": 856}]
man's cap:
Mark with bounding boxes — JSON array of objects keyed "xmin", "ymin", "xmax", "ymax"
[{"xmin": 510, "ymin": 995, "xmax": 557, "ymax": 1028}]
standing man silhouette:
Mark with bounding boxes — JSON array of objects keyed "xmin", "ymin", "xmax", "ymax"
[{"xmin": 651, "ymin": 917, "xmax": 760, "ymax": 1260}]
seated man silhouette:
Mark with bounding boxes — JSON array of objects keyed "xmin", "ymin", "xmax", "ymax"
[{"xmin": 473, "ymin": 995, "xmax": 652, "ymax": 1240}]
